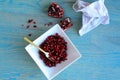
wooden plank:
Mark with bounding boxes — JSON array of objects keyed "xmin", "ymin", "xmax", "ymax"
[{"xmin": 0, "ymin": 0, "xmax": 120, "ymax": 80}]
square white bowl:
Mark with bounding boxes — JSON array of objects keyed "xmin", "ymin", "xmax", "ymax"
[{"xmin": 25, "ymin": 24, "xmax": 82, "ymax": 80}]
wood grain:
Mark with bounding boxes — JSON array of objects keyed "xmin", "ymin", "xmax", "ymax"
[{"xmin": 0, "ymin": 0, "xmax": 120, "ymax": 80}]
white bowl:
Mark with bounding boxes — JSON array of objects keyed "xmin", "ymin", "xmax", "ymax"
[{"xmin": 25, "ymin": 24, "xmax": 82, "ymax": 80}]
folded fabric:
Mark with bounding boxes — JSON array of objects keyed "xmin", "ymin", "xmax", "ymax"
[{"xmin": 73, "ymin": 0, "xmax": 109, "ymax": 36}]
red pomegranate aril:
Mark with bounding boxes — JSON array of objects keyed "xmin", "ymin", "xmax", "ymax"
[
  {"xmin": 44, "ymin": 22, "xmax": 53, "ymax": 27},
  {"xmin": 28, "ymin": 34, "xmax": 32, "ymax": 36},
  {"xmin": 26, "ymin": 25, "xmax": 30, "ymax": 29},
  {"xmin": 28, "ymin": 19, "xmax": 33, "ymax": 23},
  {"xmin": 33, "ymin": 25, "xmax": 37, "ymax": 28},
  {"xmin": 39, "ymin": 33, "xmax": 67, "ymax": 67},
  {"xmin": 33, "ymin": 21, "xmax": 36, "ymax": 24}
]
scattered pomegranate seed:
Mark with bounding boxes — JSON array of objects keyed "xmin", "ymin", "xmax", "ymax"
[
  {"xmin": 28, "ymin": 19, "xmax": 33, "ymax": 23},
  {"xmin": 22, "ymin": 19, "xmax": 38, "ymax": 37},
  {"xmin": 47, "ymin": 22, "xmax": 53, "ymax": 26},
  {"xmin": 24, "ymin": 19, "xmax": 38, "ymax": 29},
  {"xmin": 48, "ymin": 2, "xmax": 64, "ymax": 18},
  {"xmin": 33, "ymin": 25, "xmax": 37, "ymax": 28},
  {"xmin": 26, "ymin": 25, "xmax": 30, "ymax": 29},
  {"xmin": 39, "ymin": 33, "xmax": 67, "ymax": 67},
  {"xmin": 44, "ymin": 22, "xmax": 53, "ymax": 27},
  {"xmin": 48, "ymin": 22, "xmax": 53, "ymax": 25},
  {"xmin": 44, "ymin": 24, "xmax": 47, "ymax": 26},
  {"xmin": 33, "ymin": 21, "xmax": 36, "ymax": 24},
  {"xmin": 28, "ymin": 34, "xmax": 32, "ymax": 36}
]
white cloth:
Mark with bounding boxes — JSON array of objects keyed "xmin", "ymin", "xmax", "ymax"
[{"xmin": 73, "ymin": 0, "xmax": 109, "ymax": 36}]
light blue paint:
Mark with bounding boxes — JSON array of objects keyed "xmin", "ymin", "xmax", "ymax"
[{"xmin": 0, "ymin": 0, "xmax": 120, "ymax": 80}]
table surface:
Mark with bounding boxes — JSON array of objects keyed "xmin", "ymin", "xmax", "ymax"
[{"xmin": 0, "ymin": 0, "xmax": 120, "ymax": 80}]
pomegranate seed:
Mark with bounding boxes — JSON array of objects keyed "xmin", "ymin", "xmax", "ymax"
[
  {"xmin": 33, "ymin": 21, "xmax": 36, "ymax": 24},
  {"xmin": 33, "ymin": 25, "xmax": 37, "ymax": 28},
  {"xmin": 28, "ymin": 19, "xmax": 33, "ymax": 23},
  {"xmin": 28, "ymin": 34, "xmax": 32, "ymax": 36},
  {"xmin": 26, "ymin": 25, "xmax": 30, "ymax": 29},
  {"xmin": 44, "ymin": 22, "xmax": 53, "ymax": 27},
  {"xmin": 39, "ymin": 33, "xmax": 67, "ymax": 67}
]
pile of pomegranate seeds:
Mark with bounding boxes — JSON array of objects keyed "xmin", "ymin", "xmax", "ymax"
[
  {"xmin": 48, "ymin": 2, "xmax": 64, "ymax": 18},
  {"xmin": 59, "ymin": 17, "xmax": 73, "ymax": 31},
  {"xmin": 39, "ymin": 33, "xmax": 67, "ymax": 67}
]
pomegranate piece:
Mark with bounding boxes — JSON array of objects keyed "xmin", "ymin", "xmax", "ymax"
[
  {"xmin": 48, "ymin": 2, "xmax": 64, "ymax": 18},
  {"xmin": 39, "ymin": 33, "xmax": 67, "ymax": 67},
  {"xmin": 59, "ymin": 17, "xmax": 73, "ymax": 31}
]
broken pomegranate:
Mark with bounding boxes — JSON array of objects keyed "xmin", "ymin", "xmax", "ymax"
[
  {"xmin": 39, "ymin": 33, "xmax": 67, "ymax": 67},
  {"xmin": 59, "ymin": 17, "xmax": 73, "ymax": 31},
  {"xmin": 48, "ymin": 2, "xmax": 64, "ymax": 18}
]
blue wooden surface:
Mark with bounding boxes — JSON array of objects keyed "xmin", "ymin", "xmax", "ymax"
[{"xmin": 0, "ymin": 0, "xmax": 120, "ymax": 80}]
